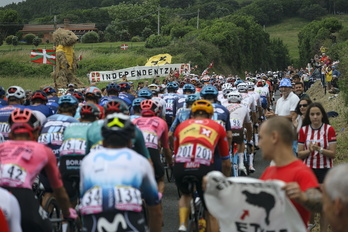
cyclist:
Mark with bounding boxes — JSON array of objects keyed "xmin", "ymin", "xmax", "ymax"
[
  {"xmin": 59, "ymin": 103, "xmax": 100, "ymax": 206},
  {"xmin": 83, "ymin": 87, "xmax": 105, "ymax": 119},
  {"xmin": 43, "ymin": 86, "xmax": 59, "ymax": 104},
  {"xmin": 173, "ymin": 100, "xmax": 231, "ymax": 232},
  {"xmin": 87, "ymin": 99, "xmax": 151, "ymax": 160},
  {"xmin": 80, "ymin": 113, "xmax": 162, "ymax": 232},
  {"xmin": 225, "ymin": 92, "xmax": 253, "ymax": 173},
  {"xmin": 175, "ymin": 83, "xmax": 196, "ymax": 111},
  {"xmin": 133, "ymin": 99, "xmax": 172, "ymax": 194},
  {"xmin": 162, "ymin": 82, "xmax": 180, "ymax": 127},
  {"xmin": 0, "ymin": 86, "xmax": 27, "ymax": 143},
  {"xmin": 0, "ymin": 108, "xmax": 76, "ymax": 232},
  {"xmin": 130, "ymin": 97, "xmax": 146, "ymax": 121},
  {"xmin": 0, "ymin": 187, "xmax": 22, "ymax": 232},
  {"xmin": 118, "ymin": 82, "xmax": 135, "ymax": 107},
  {"xmin": 148, "ymin": 84, "xmax": 167, "ymax": 119},
  {"xmin": 0, "ymin": 86, "xmax": 8, "ymax": 106},
  {"xmin": 27, "ymin": 90, "xmax": 53, "ymax": 118},
  {"xmin": 100, "ymin": 82, "xmax": 121, "ymax": 107}
]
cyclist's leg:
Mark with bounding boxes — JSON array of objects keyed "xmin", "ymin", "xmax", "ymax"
[{"xmin": 148, "ymin": 148, "xmax": 165, "ymax": 193}]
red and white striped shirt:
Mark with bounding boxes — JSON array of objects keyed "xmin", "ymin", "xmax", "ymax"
[{"xmin": 298, "ymin": 124, "xmax": 336, "ymax": 169}]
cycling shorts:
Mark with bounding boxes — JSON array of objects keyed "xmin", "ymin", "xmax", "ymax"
[
  {"xmin": 173, "ymin": 163, "xmax": 214, "ymax": 210},
  {"xmin": 82, "ymin": 210, "xmax": 147, "ymax": 232},
  {"xmin": 148, "ymin": 148, "xmax": 164, "ymax": 181},
  {"xmin": 260, "ymin": 96, "xmax": 268, "ymax": 109},
  {"xmin": 231, "ymin": 128, "xmax": 244, "ymax": 144},
  {"xmin": 2, "ymin": 187, "xmax": 52, "ymax": 232}
]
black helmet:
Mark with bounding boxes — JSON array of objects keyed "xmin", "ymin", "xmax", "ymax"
[{"xmin": 101, "ymin": 113, "xmax": 135, "ymax": 140}]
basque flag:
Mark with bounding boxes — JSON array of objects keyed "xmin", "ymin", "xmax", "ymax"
[{"xmin": 30, "ymin": 49, "xmax": 56, "ymax": 65}]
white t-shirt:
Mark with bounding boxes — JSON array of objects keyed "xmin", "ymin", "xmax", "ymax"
[{"xmin": 275, "ymin": 92, "xmax": 299, "ymax": 116}]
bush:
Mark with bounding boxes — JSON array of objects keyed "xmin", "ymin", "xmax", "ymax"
[
  {"xmin": 12, "ymin": 36, "xmax": 18, "ymax": 46},
  {"xmin": 23, "ymin": 33, "xmax": 36, "ymax": 45},
  {"xmin": 145, "ymin": 35, "xmax": 171, "ymax": 48},
  {"xmin": 142, "ymin": 27, "xmax": 153, "ymax": 39},
  {"xmin": 131, "ymin": 36, "xmax": 142, "ymax": 42},
  {"xmin": 82, "ymin": 31, "xmax": 100, "ymax": 43},
  {"xmin": 32, "ymin": 37, "xmax": 41, "ymax": 47},
  {"xmin": 5, "ymin": 35, "xmax": 14, "ymax": 45},
  {"xmin": 299, "ymin": 4, "xmax": 327, "ymax": 21},
  {"xmin": 120, "ymin": 30, "xmax": 131, "ymax": 41}
]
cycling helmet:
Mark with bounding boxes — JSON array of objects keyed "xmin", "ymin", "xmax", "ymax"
[
  {"xmin": 85, "ymin": 86, "xmax": 102, "ymax": 98},
  {"xmin": 183, "ymin": 84, "xmax": 195, "ymax": 94},
  {"xmin": 222, "ymin": 83, "xmax": 233, "ymax": 90},
  {"xmin": 191, "ymin": 99, "xmax": 214, "ymax": 114},
  {"xmin": 246, "ymin": 82, "xmax": 255, "ymax": 90},
  {"xmin": 6, "ymin": 86, "xmax": 25, "ymax": 99},
  {"xmin": 222, "ymin": 88, "xmax": 233, "ymax": 98},
  {"xmin": 179, "ymin": 81, "xmax": 186, "ymax": 88},
  {"xmin": 166, "ymin": 82, "xmax": 179, "ymax": 90},
  {"xmin": 186, "ymin": 94, "xmax": 199, "ymax": 104},
  {"xmin": 101, "ymin": 113, "xmax": 135, "ymax": 140},
  {"xmin": 190, "ymin": 78, "xmax": 199, "ymax": 86},
  {"xmin": 140, "ymin": 99, "xmax": 158, "ymax": 116},
  {"xmin": 132, "ymin": 97, "xmax": 146, "ymax": 108},
  {"xmin": 43, "ymin": 86, "xmax": 56, "ymax": 94},
  {"xmin": 119, "ymin": 82, "xmax": 131, "ymax": 90},
  {"xmin": 227, "ymin": 92, "xmax": 242, "ymax": 103},
  {"xmin": 31, "ymin": 90, "xmax": 48, "ymax": 102},
  {"xmin": 0, "ymin": 86, "xmax": 5, "ymax": 96},
  {"xmin": 8, "ymin": 108, "xmax": 41, "ymax": 139},
  {"xmin": 72, "ymin": 91, "xmax": 84, "ymax": 102},
  {"xmin": 106, "ymin": 82, "xmax": 120, "ymax": 93},
  {"xmin": 148, "ymin": 84, "xmax": 160, "ymax": 93},
  {"xmin": 200, "ymin": 85, "xmax": 218, "ymax": 98},
  {"xmin": 104, "ymin": 99, "xmax": 129, "ymax": 114},
  {"xmin": 137, "ymin": 88, "xmax": 153, "ymax": 99},
  {"xmin": 234, "ymin": 80, "xmax": 243, "ymax": 87},
  {"xmin": 58, "ymin": 95, "xmax": 78, "ymax": 106},
  {"xmin": 237, "ymin": 83, "xmax": 248, "ymax": 92},
  {"xmin": 201, "ymin": 76, "xmax": 210, "ymax": 83},
  {"xmin": 80, "ymin": 103, "xmax": 101, "ymax": 118},
  {"xmin": 256, "ymin": 80, "xmax": 264, "ymax": 87}
]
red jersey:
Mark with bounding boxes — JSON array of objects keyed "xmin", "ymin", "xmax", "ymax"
[
  {"xmin": 298, "ymin": 124, "xmax": 336, "ymax": 169},
  {"xmin": 0, "ymin": 140, "xmax": 63, "ymax": 189},
  {"xmin": 260, "ymin": 160, "xmax": 319, "ymax": 226},
  {"xmin": 174, "ymin": 119, "xmax": 229, "ymax": 166}
]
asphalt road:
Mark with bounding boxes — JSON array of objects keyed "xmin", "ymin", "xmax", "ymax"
[{"xmin": 161, "ymin": 90, "xmax": 280, "ymax": 231}]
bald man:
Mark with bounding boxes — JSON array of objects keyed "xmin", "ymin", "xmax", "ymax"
[
  {"xmin": 258, "ymin": 117, "xmax": 322, "ymax": 227},
  {"xmin": 322, "ymin": 164, "xmax": 348, "ymax": 232}
]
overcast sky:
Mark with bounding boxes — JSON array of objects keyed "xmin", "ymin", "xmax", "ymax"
[{"xmin": 0, "ymin": 0, "xmax": 25, "ymax": 7}]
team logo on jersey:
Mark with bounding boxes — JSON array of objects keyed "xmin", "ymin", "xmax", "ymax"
[{"xmin": 200, "ymin": 127, "xmax": 212, "ymax": 138}]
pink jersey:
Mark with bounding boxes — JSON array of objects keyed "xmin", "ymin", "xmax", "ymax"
[
  {"xmin": 0, "ymin": 140, "xmax": 63, "ymax": 189},
  {"xmin": 133, "ymin": 116, "xmax": 169, "ymax": 149}
]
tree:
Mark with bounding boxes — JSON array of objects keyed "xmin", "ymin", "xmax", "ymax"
[
  {"xmin": 12, "ymin": 36, "xmax": 18, "ymax": 46},
  {"xmin": 82, "ymin": 31, "xmax": 100, "ymax": 43},
  {"xmin": 0, "ymin": 9, "xmax": 21, "ymax": 39},
  {"xmin": 32, "ymin": 36, "xmax": 41, "ymax": 47},
  {"xmin": 299, "ymin": 4, "xmax": 327, "ymax": 21},
  {"xmin": 145, "ymin": 34, "xmax": 171, "ymax": 48},
  {"xmin": 23, "ymin": 33, "xmax": 36, "ymax": 45},
  {"xmin": 5, "ymin": 35, "xmax": 14, "ymax": 45}
]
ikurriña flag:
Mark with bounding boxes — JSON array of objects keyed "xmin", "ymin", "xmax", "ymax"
[{"xmin": 30, "ymin": 49, "xmax": 56, "ymax": 65}]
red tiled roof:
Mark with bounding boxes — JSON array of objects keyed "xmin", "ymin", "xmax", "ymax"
[{"xmin": 20, "ymin": 23, "xmax": 97, "ymax": 32}]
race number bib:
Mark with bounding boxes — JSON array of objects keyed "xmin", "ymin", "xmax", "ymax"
[
  {"xmin": 0, "ymin": 164, "xmax": 27, "ymax": 187},
  {"xmin": 80, "ymin": 186, "xmax": 102, "ymax": 215},
  {"xmin": 51, "ymin": 132, "xmax": 63, "ymax": 145},
  {"xmin": 230, "ymin": 118, "xmax": 242, "ymax": 129},
  {"xmin": 38, "ymin": 133, "xmax": 48, "ymax": 144},
  {"xmin": 195, "ymin": 144, "xmax": 212, "ymax": 166},
  {"xmin": 114, "ymin": 186, "xmax": 142, "ymax": 212},
  {"xmin": 60, "ymin": 139, "xmax": 86, "ymax": 155},
  {"xmin": 143, "ymin": 131, "xmax": 158, "ymax": 149},
  {"xmin": 176, "ymin": 144, "xmax": 194, "ymax": 163}
]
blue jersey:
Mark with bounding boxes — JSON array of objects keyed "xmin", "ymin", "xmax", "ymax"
[
  {"xmin": 48, "ymin": 96, "xmax": 59, "ymax": 104},
  {"xmin": 212, "ymin": 103, "xmax": 231, "ymax": 131},
  {"xmin": 0, "ymin": 105, "xmax": 27, "ymax": 142},
  {"xmin": 119, "ymin": 93, "xmax": 135, "ymax": 107},
  {"xmin": 169, "ymin": 107, "xmax": 191, "ymax": 132},
  {"xmin": 46, "ymin": 102, "xmax": 58, "ymax": 115},
  {"xmin": 0, "ymin": 99, "xmax": 8, "ymax": 106},
  {"xmin": 162, "ymin": 93, "xmax": 180, "ymax": 125},
  {"xmin": 27, "ymin": 105, "xmax": 53, "ymax": 118},
  {"xmin": 38, "ymin": 114, "xmax": 79, "ymax": 157},
  {"xmin": 175, "ymin": 96, "xmax": 187, "ymax": 112},
  {"xmin": 79, "ymin": 147, "xmax": 160, "ymax": 215}
]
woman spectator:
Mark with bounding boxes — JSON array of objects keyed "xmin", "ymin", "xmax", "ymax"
[
  {"xmin": 293, "ymin": 98, "xmax": 312, "ymax": 133},
  {"xmin": 298, "ymin": 102, "xmax": 336, "ymax": 232}
]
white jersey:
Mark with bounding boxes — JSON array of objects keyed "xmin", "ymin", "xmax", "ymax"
[
  {"xmin": 241, "ymin": 93, "xmax": 256, "ymax": 112},
  {"xmin": 254, "ymin": 86, "xmax": 269, "ymax": 97},
  {"xmin": 0, "ymin": 187, "xmax": 22, "ymax": 232},
  {"xmin": 225, "ymin": 103, "xmax": 251, "ymax": 129},
  {"xmin": 152, "ymin": 96, "xmax": 167, "ymax": 118},
  {"xmin": 220, "ymin": 98, "xmax": 229, "ymax": 107},
  {"xmin": 248, "ymin": 91, "xmax": 261, "ymax": 107}
]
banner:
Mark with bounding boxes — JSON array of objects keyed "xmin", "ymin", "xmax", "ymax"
[
  {"xmin": 30, "ymin": 49, "xmax": 56, "ymax": 65},
  {"xmin": 145, "ymin": 54, "xmax": 172, "ymax": 66},
  {"xmin": 204, "ymin": 171, "xmax": 306, "ymax": 232},
  {"xmin": 89, "ymin": 64, "xmax": 190, "ymax": 83}
]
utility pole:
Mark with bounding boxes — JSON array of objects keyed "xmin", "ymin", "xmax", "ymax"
[
  {"xmin": 197, "ymin": 9, "xmax": 200, "ymax": 29},
  {"xmin": 158, "ymin": 6, "xmax": 160, "ymax": 35},
  {"xmin": 54, "ymin": 15, "xmax": 57, "ymax": 30}
]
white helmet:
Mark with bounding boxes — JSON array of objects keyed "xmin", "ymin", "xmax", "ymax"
[
  {"xmin": 222, "ymin": 88, "xmax": 233, "ymax": 98},
  {"xmin": 222, "ymin": 83, "xmax": 233, "ymax": 90},
  {"xmin": 6, "ymin": 86, "xmax": 25, "ymax": 99},
  {"xmin": 148, "ymin": 84, "xmax": 160, "ymax": 93},
  {"xmin": 246, "ymin": 82, "xmax": 255, "ymax": 90},
  {"xmin": 237, "ymin": 83, "xmax": 248, "ymax": 92},
  {"xmin": 227, "ymin": 92, "xmax": 242, "ymax": 103}
]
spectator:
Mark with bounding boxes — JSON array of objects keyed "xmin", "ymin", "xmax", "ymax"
[
  {"xmin": 294, "ymin": 82, "xmax": 310, "ymax": 100},
  {"xmin": 322, "ymin": 163, "xmax": 348, "ymax": 232},
  {"xmin": 137, "ymin": 81, "xmax": 144, "ymax": 91},
  {"xmin": 325, "ymin": 66, "xmax": 333, "ymax": 93}
]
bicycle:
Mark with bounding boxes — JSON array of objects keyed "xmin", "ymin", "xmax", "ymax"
[
  {"xmin": 182, "ymin": 175, "xmax": 206, "ymax": 232},
  {"xmin": 160, "ymin": 152, "xmax": 174, "ymax": 182}
]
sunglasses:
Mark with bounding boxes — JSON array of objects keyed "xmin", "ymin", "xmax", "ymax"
[{"xmin": 299, "ymin": 104, "xmax": 308, "ymax": 108}]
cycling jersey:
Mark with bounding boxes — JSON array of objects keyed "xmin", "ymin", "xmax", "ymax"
[
  {"xmin": 38, "ymin": 114, "xmax": 79, "ymax": 157},
  {"xmin": 27, "ymin": 104, "xmax": 53, "ymax": 117},
  {"xmin": 118, "ymin": 93, "xmax": 134, "ymax": 107},
  {"xmin": 60, "ymin": 122, "xmax": 90, "ymax": 157},
  {"xmin": 211, "ymin": 103, "xmax": 231, "ymax": 131},
  {"xmin": 225, "ymin": 103, "xmax": 251, "ymax": 130},
  {"xmin": 162, "ymin": 93, "xmax": 180, "ymax": 125},
  {"xmin": 152, "ymin": 96, "xmax": 167, "ymax": 118},
  {"xmin": 0, "ymin": 187, "xmax": 22, "ymax": 232},
  {"xmin": 241, "ymin": 93, "xmax": 256, "ymax": 112},
  {"xmin": 133, "ymin": 116, "xmax": 169, "ymax": 150},
  {"xmin": 86, "ymin": 119, "xmax": 150, "ymax": 159},
  {"xmin": 0, "ymin": 99, "xmax": 8, "ymax": 106},
  {"xmin": 46, "ymin": 101, "xmax": 58, "ymax": 114},
  {"xmin": 0, "ymin": 140, "xmax": 63, "ymax": 189},
  {"xmin": 79, "ymin": 147, "xmax": 160, "ymax": 216},
  {"xmin": 48, "ymin": 96, "xmax": 59, "ymax": 104},
  {"xmin": 169, "ymin": 107, "xmax": 191, "ymax": 132},
  {"xmin": 0, "ymin": 105, "xmax": 27, "ymax": 143},
  {"xmin": 99, "ymin": 96, "xmax": 123, "ymax": 107}
]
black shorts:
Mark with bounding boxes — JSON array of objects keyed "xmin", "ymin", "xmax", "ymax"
[
  {"xmin": 148, "ymin": 148, "xmax": 164, "ymax": 181},
  {"xmin": 2, "ymin": 187, "xmax": 52, "ymax": 232},
  {"xmin": 312, "ymin": 168, "xmax": 330, "ymax": 183},
  {"xmin": 232, "ymin": 129, "xmax": 244, "ymax": 144},
  {"xmin": 82, "ymin": 210, "xmax": 147, "ymax": 232},
  {"xmin": 173, "ymin": 163, "xmax": 214, "ymax": 209}
]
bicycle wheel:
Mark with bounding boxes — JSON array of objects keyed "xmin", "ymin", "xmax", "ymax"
[
  {"xmin": 44, "ymin": 197, "xmax": 61, "ymax": 232},
  {"xmin": 165, "ymin": 166, "xmax": 174, "ymax": 182}
]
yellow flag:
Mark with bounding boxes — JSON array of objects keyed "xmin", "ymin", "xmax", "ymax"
[{"xmin": 145, "ymin": 54, "xmax": 172, "ymax": 66}]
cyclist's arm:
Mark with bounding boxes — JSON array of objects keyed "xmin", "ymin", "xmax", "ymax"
[
  {"xmin": 148, "ymin": 205, "xmax": 162, "ymax": 232},
  {"xmin": 217, "ymin": 126, "xmax": 231, "ymax": 177},
  {"xmin": 160, "ymin": 122, "xmax": 172, "ymax": 165}
]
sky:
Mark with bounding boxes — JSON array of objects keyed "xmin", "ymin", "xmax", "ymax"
[{"xmin": 0, "ymin": 0, "xmax": 25, "ymax": 7}]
